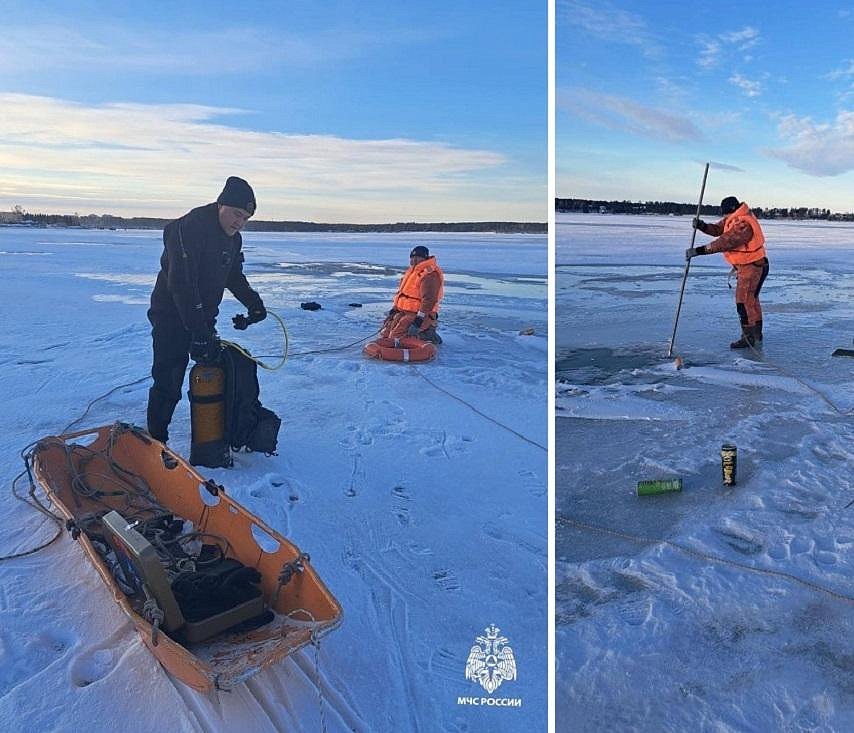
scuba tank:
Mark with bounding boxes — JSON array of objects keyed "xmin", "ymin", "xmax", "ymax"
[
  {"xmin": 188, "ymin": 310, "xmax": 284, "ymax": 467},
  {"xmin": 188, "ymin": 361, "xmax": 233, "ymax": 468}
]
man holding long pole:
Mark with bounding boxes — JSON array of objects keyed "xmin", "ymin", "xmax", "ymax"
[{"xmin": 686, "ymin": 196, "xmax": 769, "ymax": 349}]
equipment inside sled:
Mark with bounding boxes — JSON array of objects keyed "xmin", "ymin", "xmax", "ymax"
[{"xmin": 30, "ymin": 423, "xmax": 342, "ymax": 691}]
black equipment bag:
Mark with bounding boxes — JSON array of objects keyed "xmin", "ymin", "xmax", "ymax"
[{"xmin": 222, "ymin": 344, "xmax": 282, "ymax": 454}]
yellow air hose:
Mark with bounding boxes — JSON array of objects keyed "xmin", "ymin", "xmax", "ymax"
[{"xmin": 221, "ymin": 310, "xmax": 289, "ymax": 371}]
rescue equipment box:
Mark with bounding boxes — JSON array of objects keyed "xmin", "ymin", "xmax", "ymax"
[{"xmin": 102, "ymin": 510, "xmax": 265, "ymax": 644}]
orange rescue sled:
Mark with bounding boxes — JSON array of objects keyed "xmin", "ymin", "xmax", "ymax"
[
  {"xmin": 363, "ymin": 336, "xmax": 437, "ymax": 362},
  {"xmin": 30, "ymin": 422, "xmax": 342, "ymax": 692}
]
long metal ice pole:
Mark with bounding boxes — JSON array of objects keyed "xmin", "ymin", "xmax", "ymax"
[{"xmin": 667, "ymin": 162, "xmax": 710, "ymax": 358}]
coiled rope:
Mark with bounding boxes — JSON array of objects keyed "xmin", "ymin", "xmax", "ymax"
[{"xmin": 0, "ymin": 447, "xmax": 65, "ymax": 561}]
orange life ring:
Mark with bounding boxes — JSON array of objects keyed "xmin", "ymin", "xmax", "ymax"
[{"xmin": 363, "ymin": 336, "xmax": 437, "ymax": 362}]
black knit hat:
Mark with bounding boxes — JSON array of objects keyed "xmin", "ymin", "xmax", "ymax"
[
  {"xmin": 217, "ymin": 176, "xmax": 256, "ymax": 214},
  {"xmin": 410, "ymin": 245, "xmax": 429, "ymax": 258},
  {"xmin": 720, "ymin": 196, "xmax": 740, "ymax": 215}
]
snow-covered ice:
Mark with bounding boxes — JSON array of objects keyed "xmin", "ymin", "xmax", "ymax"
[
  {"xmin": 0, "ymin": 227, "xmax": 547, "ymax": 732},
  {"xmin": 556, "ymin": 214, "xmax": 854, "ymax": 731}
]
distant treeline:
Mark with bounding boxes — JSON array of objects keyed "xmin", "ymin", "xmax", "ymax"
[
  {"xmin": 2, "ymin": 211, "xmax": 545, "ymax": 234},
  {"xmin": 556, "ymin": 198, "xmax": 854, "ymax": 221}
]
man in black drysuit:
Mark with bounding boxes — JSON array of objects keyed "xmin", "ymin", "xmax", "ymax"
[{"xmin": 146, "ymin": 176, "xmax": 267, "ymax": 443}]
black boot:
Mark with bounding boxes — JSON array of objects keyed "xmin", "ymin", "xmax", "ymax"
[
  {"xmin": 730, "ymin": 325, "xmax": 756, "ymax": 350},
  {"xmin": 754, "ymin": 320, "xmax": 763, "ymax": 342},
  {"xmin": 146, "ymin": 386, "xmax": 179, "ymax": 443}
]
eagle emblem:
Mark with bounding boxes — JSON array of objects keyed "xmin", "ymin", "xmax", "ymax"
[{"xmin": 465, "ymin": 624, "xmax": 517, "ymax": 693}]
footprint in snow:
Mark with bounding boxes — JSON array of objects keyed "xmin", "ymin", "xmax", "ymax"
[
  {"xmin": 434, "ymin": 432, "xmax": 473, "ymax": 458},
  {"xmin": 405, "ymin": 542, "xmax": 433, "ymax": 556},
  {"xmin": 713, "ymin": 527, "xmax": 763, "ymax": 556},
  {"xmin": 0, "ymin": 628, "xmax": 74, "ymax": 697},
  {"xmin": 518, "ymin": 468, "xmax": 546, "ymax": 497},
  {"xmin": 343, "ymin": 429, "xmax": 373, "ymax": 448},
  {"xmin": 767, "ymin": 543, "xmax": 788, "ymax": 561},
  {"xmin": 433, "ymin": 569, "xmax": 461, "ymax": 592},
  {"xmin": 419, "ymin": 443, "xmax": 445, "ymax": 459},
  {"xmin": 392, "ymin": 486, "xmax": 411, "ymax": 527},
  {"xmin": 618, "ymin": 597, "xmax": 652, "ymax": 626},
  {"xmin": 344, "ymin": 454, "xmax": 363, "ymax": 497},
  {"xmin": 69, "ymin": 629, "xmax": 128, "ymax": 688},
  {"xmin": 790, "ymin": 536, "xmax": 814, "ymax": 555},
  {"xmin": 250, "ymin": 474, "xmax": 298, "ymax": 504},
  {"xmin": 813, "ymin": 551, "xmax": 837, "ymax": 566},
  {"xmin": 428, "ymin": 645, "xmax": 467, "ymax": 682},
  {"xmin": 341, "ymin": 547, "xmax": 361, "ymax": 570}
]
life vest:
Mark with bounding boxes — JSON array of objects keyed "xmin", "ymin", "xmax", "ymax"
[
  {"xmin": 392, "ymin": 257, "xmax": 444, "ymax": 314},
  {"xmin": 722, "ymin": 204, "xmax": 766, "ymax": 265}
]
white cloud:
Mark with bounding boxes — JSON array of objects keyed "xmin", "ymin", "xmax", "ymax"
[
  {"xmin": 825, "ymin": 59, "xmax": 854, "ymax": 81},
  {"xmin": 720, "ymin": 27, "xmax": 761, "ymax": 51},
  {"xmin": 698, "ymin": 39, "xmax": 722, "ymax": 69},
  {"xmin": 729, "ymin": 74, "xmax": 762, "ymax": 97},
  {"xmin": 559, "ymin": 0, "xmax": 660, "ymax": 57},
  {"xmin": 0, "ymin": 26, "xmax": 312, "ymax": 75},
  {"xmin": 560, "ymin": 88, "xmax": 702, "ymax": 143},
  {"xmin": 0, "ymin": 23, "xmax": 438, "ymax": 76},
  {"xmin": 697, "ymin": 26, "xmax": 761, "ymax": 69},
  {"xmin": 655, "ymin": 77, "xmax": 689, "ymax": 101},
  {"xmin": 766, "ymin": 111, "xmax": 854, "ymax": 176},
  {"xmin": 0, "ymin": 94, "xmax": 540, "ymax": 221}
]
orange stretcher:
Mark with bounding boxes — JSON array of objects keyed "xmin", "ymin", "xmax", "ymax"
[{"xmin": 30, "ymin": 422, "xmax": 342, "ymax": 692}]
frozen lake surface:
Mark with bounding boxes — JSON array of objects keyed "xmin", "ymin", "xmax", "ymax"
[
  {"xmin": 0, "ymin": 227, "xmax": 547, "ymax": 732},
  {"xmin": 556, "ymin": 214, "xmax": 854, "ymax": 731}
]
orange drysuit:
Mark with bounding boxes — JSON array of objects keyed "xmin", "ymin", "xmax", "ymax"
[
  {"xmin": 381, "ymin": 257, "xmax": 444, "ymax": 339},
  {"xmin": 702, "ymin": 203, "xmax": 769, "ymax": 328}
]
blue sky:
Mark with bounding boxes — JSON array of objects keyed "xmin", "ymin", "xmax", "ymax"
[
  {"xmin": 557, "ymin": 0, "xmax": 854, "ymax": 212},
  {"xmin": 0, "ymin": 1, "xmax": 546, "ymax": 222}
]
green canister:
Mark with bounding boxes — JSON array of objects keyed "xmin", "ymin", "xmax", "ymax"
[{"xmin": 637, "ymin": 478, "xmax": 683, "ymax": 496}]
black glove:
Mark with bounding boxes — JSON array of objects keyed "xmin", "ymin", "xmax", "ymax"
[
  {"xmin": 693, "ymin": 217, "xmax": 708, "ymax": 233},
  {"xmin": 190, "ymin": 331, "xmax": 222, "ymax": 363},
  {"xmin": 248, "ymin": 302, "xmax": 267, "ymax": 323},
  {"xmin": 232, "ymin": 302, "xmax": 267, "ymax": 330},
  {"xmin": 685, "ymin": 245, "xmax": 708, "ymax": 261},
  {"xmin": 406, "ymin": 315, "xmax": 424, "ymax": 337}
]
